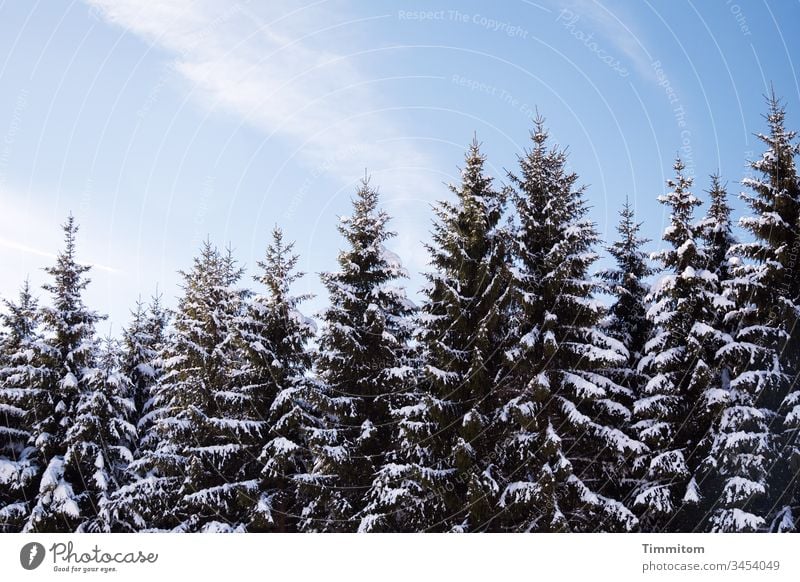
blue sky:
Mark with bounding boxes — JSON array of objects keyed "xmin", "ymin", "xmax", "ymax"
[{"xmin": 1, "ymin": 0, "xmax": 798, "ymax": 329}]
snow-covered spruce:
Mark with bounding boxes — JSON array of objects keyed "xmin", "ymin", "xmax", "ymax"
[
  {"xmin": 597, "ymin": 198, "xmax": 655, "ymax": 507},
  {"xmin": 103, "ymin": 295, "xmax": 169, "ymax": 531},
  {"xmin": 122, "ymin": 294, "xmax": 169, "ymax": 459},
  {"xmin": 301, "ymin": 177, "xmax": 416, "ymax": 532},
  {"xmin": 633, "ymin": 159, "xmax": 731, "ymax": 532},
  {"xmin": 697, "ymin": 174, "xmax": 736, "ymax": 287},
  {"xmin": 0, "ymin": 281, "xmax": 45, "ymax": 531},
  {"xmin": 23, "ymin": 217, "xmax": 106, "ymax": 532},
  {"xmin": 66, "ymin": 337, "xmax": 136, "ymax": 532},
  {"xmin": 3, "ymin": 99, "xmax": 799, "ymax": 534},
  {"xmin": 498, "ymin": 117, "xmax": 642, "ymax": 532},
  {"xmin": 237, "ymin": 227, "xmax": 322, "ymax": 532},
  {"xmin": 111, "ymin": 242, "xmax": 256, "ymax": 532},
  {"xmin": 362, "ymin": 138, "xmax": 512, "ymax": 532},
  {"xmin": 714, "ymin": 95, "xmax": 800, "ymax": 532}
]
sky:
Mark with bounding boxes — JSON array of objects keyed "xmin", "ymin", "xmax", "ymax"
[{"xmin": 0, "ymin": 0, "xmax": 798, "ymax": 329}]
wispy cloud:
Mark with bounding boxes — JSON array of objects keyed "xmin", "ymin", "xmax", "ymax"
[
  {"xmin": 82, "ymin": 0, "xmax": 450, "ymax": 283},
  {"xmin": 0, "ymin": 236, "xmax": 122, "ymax": 274},
  {"xmin": 84, "ymin": 0, "xmax": 431, "ymax": 190},
  {"xmin": 551, "ymin": 0, "xmax": 657, "ymax": 82},
  {"xmin": 0, "ymin": 193, "xmax": 124, "ymax": 275}
]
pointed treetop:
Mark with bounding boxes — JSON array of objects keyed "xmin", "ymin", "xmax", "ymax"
[
  {"xmin": 616, "ymin": 197, "xmax": 649, "ymax": 242},
  {"xmin": 1, "ymin": 279, "xmax": 40, "ymax": 340},
  {"xmin": 255, "ymin": 226, "xmax": 306, "ymax": 305},
  {"xmin": 606, "ymin": 197, "xmax": 652, "ymax": 268},
  {"xmin": 531, "ymin": 113, "xmax": 548, "ymax": 147},
  {"xmin": 44, "ymin": 214, "xmax": 91, "ymax": 286}
]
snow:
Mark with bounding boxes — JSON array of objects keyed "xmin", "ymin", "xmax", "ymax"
[
  {"xmin": 385, "ymin": 365, "xmax": 413, "ymax": 379},
  {"xmin": 721, "ymin": 477, "xmax": 766, "ymax": 504},
  {"xmin": 703, "ymin": 388, "xmax": 729, "ymax": 408},
  {"xmin": 558, "ymin": 397, "xmax": 591, "ymax": 428},
  {"xmin": 200, "ymin": 522, "xmax": 232, "ymax": 533},
  {"xmin": 360, "ymin": 420, "xmax": 376, "ymax": 440},
  {"xmin": 40, "ymin": 457, "xmax": 65, "ymax": 490},
  {"xmin": 425, "ymin": 365, "xmax": 457, "ymax": 382},
  {"xmin": 634, "ymin": 485, "xmax": 673, "ymax": 515},
  {"xmin": 379, "ymin": 245, "xmax": 409, "ymax": 278},
  {"xmin": 322, "ymin": 445, "xmax": 348, "ymax": 463},
  {"xmin": 563, "ymin": 372, "xmax": 605, "ymax": 399},
  {"xmin": 0, "ymin": 459, "xmax": 19, "ymax": 484},
  {"xmin": 269, "ymin": 437, "xmax": 299, "ymax": 455},
  {"xmin": 785, "ymin": 404, "xmax": 800, "ymax": 426},
  {"xmin": 649, "ymin": 450, "xmax": 689, "ymax": 478},
  {"xmin": 61, "ymin": 372, "xmax": 79, "ymax": 389},
  {"xmin": 772, "ymin": 506, "xmax": 795, "ymax": 532},
  {"xmin": 712, "ymin": 508, "xmax": 765, "ymax": 533},
  {"xmin": 518, "ymin": 327, "xmax": 540, "ymax": 348},
  {"xmin": 499, "ymin": 481, "xmax": 541, "ymax": 507},
  {"xmin": 683, "ymin": 477, "xmax": 700, "ymax": 504}
]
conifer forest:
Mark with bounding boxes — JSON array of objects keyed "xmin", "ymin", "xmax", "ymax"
[{"xmin": 3, "ymin": 96, "xmax": 800, "ymax": 534}]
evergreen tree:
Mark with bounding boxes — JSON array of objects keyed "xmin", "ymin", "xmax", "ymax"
[
  {"xmin": 600, "ymin": 200, "xmax": 654, "ymax": 356},
  {"xmin": 0, "ymin": 281, "xmax": 45, "ymax": 531},
  {"xmin": 238, "ymin": 227, "xmax": 320, "ymax": 532},
  {"xmin": 24, "ymin": 216, "xmax": 104, "ymax": 532},
  {"xmin": 121, "ymin": 294, "xmax": 168, "ymax": 457},
  {"xmin": 65, "ymin": 337, "xmax": 136, "ymax": 532},
  {"xmin": 497, "ymin": 117, "xmax": 641, "ymax": 532},
  {"xmin": 111, "ymin": 242, "xmax": 252, "ymax": 532},
  {"xmin": 301, "ymin": 177, "xmax": 415, "ymax": 532},
  {"xmin": 697, "ymin": 175, "xmax": 736, "ymax": 284},
  {"xmin": 685, "ymin": 174, "xmax": 738, "ymax": 530},
  {"xmin": 361, "ymin": 138, "xmax": 512, "ymax": 532},
  {"xmin": 597, "ymin": 199, "xmax": 655, "ymax": 507},
  {"xmin": 105, "ymin": 295, "xmax": 169, "ymax": 531},
  {"xmin": 715, "ymin": 95, "xmax": 800, "ymax": 532},
  {"xmin": 633, "ymin": 159, "xmax": 730, "ymax": 532}
]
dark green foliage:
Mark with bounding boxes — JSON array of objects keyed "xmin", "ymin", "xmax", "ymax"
[
  {"xmin": 302, "ymin": 178, "xmax": 415, "ymax": 532},
  {"xmin": 497, "ymin": 118, "xmax": 641, "ymax": 532},
  {"xmin": 365, "ymin": 138, "xmax": 511, "ymax": 532},
  {"xmin": 239, "ymin": 227, "xmax": 319, "ymax": 532},
  {"xmin": 23, "ymin": 217, "xmax": 105, "ymax": 532},
  {"xmin": 0, "ymin": 281, "xmax": 45, "ymax": 531},
  {"xmin": 633, "ymin": 160, "xmax": 732, "ymax": 532},
  {"xmin": 715, "ymin": 94, "xmax": 800, "ymax": 532}
]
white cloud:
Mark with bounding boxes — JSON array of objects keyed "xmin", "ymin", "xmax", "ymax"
[
  {"xmin": 552, "ymin": 0, "xmax": 657, "ymax": 82},
  {"xmin": 81, "ymin": 0, "xmax": 451, "ymax": 320},
  {"xmin": 0, "ymin": 191, "xmax": 124, "ymax": 276},
  {"xmin": 0, "ymin": 236, "xmax": 121, "ymax": 274},
  {"xmin": 84, "ymin": 0, "xmax": 431, "ymax": 191}
]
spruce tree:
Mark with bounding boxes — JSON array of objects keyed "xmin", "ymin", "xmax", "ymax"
[
  {"xmin": 0, "ymin": 281, "xmax": 45, "ymax": 531},
  {"xmin": 121, "ymin": 294, "xmax": 168, "ymax": 458},
  {"xmin": 24, "ymin": 216, "xmax": 104, "ymax": 532},
  {"xmin": 600, "ymin": 200, "xmax": 654, "ymax": 358},
  {"xmin": 497, "ymin": 117, "xmax": 641, "ymax": 532},
  {"xmin": 65, "ymin": 337, "xmax": 136, "ymax": 532},
  {"xmin": 715, "ymin": 95, "xmax": 800, "ymax": 532},
  {"xmin": 238, "ymin": 227, "xmax": 320, "ymax": 532},
  {"xmin": 697, "ymin": 175, "xmax": 736, "ymax": 284},
  {"xmin": 112, "ymin": 242, "xmax": 252, "ymax": 531},
  {"xmin": 104, "ymin": 295, "xmax": 168, "ymax": 531},
  {"xmin": 683, "ymin": 174, "xmax": 737, "ymax": 530},
  {"xmin": 361, "ymin": 138, "xmax": 511, "ymax": 532},
  {"xmin": 301, "ymin": 177, "xmax": 415, "ymax": 532},
  {"xmin": 633, "ymin": 159, "xmax": 730, "ymax": 532},
  {"xmin": 597, "ymin": 199, "xmax": 654, "ymax": 507}
]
